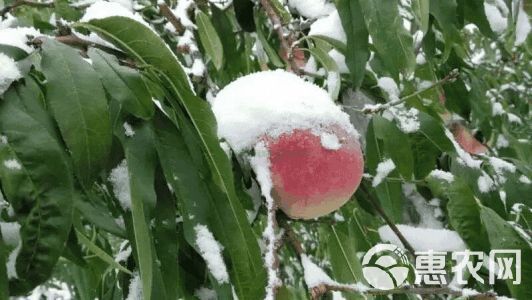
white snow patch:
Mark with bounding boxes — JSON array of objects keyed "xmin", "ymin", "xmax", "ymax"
[
  {"xmin": 212, "ymin": 70, "xmax": 356, "ymax": 153},
  {"xmin": 377, "ymin": 77, "xmax": 400, "ymax": 101},
  {"xmin": 115, "ymin": 240, "xmax": 132, "ymax": 263},
  {"xmin": 123, "ymin": 122, "xmax": 135, "ymax": 137},
  {"xmin": 81, "ymin": 1, "xmax": 152, "ymax": 29},
  {"xmin": 301, "ymin": 254, "xmax": 336, "ymax": 288},
  {"xmin": 320, "ymin": 132, "xmax": 341, "ymax": 150},
  {"xmin": 507, "ymin": 113, "xmax": 522, "ymax": 124},
  {"xmin": 125, "ymin": 272, "xmax": 142, "ymax": 300},
  {"xmin": 194, "ymin": 224, "xmax": 229, "ymax": 284},
  {"xmin": 387, "ymin": 105, "xmax": 420, "ymax": 133},
  {"xmin": 478, "ymin": 172, "xmax": 495, "ymax": 193},
  {"xmin": 288, "ymin": 0, "xmax": 335, "ymax": 19},
  {"xmin": 308, "ymin": 10, "xmax": 346, "ymax": 43},
  {"xmin": 3, "ymin": 159, "xmax": 21, "ymax": 170},
  {"xmin": 109, "ymin": 160, "xmax": 132, "ymax": 210},
  {"xmin": 379, "ymin": 224, "xmax": 466, "ymax": 252},
  {"xmin": 484, "ymin": 2, "xmax": 508, "ymax": 33},
  {"xmin": 175, "ymin": 0, "xmax": 196, "ymax": 29},
  {"xmin": 249, "ymin": 143, "xmax": 281, "ymax": 300},
  {"xmin": 489, "ymin": 156, "xmax": 516, "ymax": 174},
  {"xmin": 1, "ymin": 221, "xmax": 21, "ymax": 279},
  {"xmin": 492, "ymin": 102, "xmax": 505, "ymax": 116},
  {"xmin": 519, "ymin": 175, "xmax": 531, "ymax": 184},
  {"xmin": 0, "ymin": 53, "xmax": 22, "ymax": 95},
  {"xmin": 328, "ymin": 49, "xmax": 348, "ymax": 73},
  {"xmin": 195, "ymin": 287, "xmax": 217, "ymax": 300},
  {"xmin": 515, "ymin": 2, "xmax": 531, "ymax": 46},
  {"xmin": 428, "ymin": 169, "xmax": 454, "ymax": 183},
  {"xmin": 0, "ymin": 27, "xmax": 41, "ymax": 53},
  {"xmin": 372, "ymin": 159, "xmax": 396, "ymax": 187},
  {"xmin": 496, "ymin": 135, "xmax": 509, "ymax": 148}
]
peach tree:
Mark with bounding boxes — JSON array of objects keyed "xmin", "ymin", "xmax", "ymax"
[{"xmin": 0, "ymin": 0, "xmax": 530, "ymax": 299}]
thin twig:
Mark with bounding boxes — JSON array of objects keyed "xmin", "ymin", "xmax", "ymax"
[
  {"xmin": 158, "ymin": 3, "xmax": 185, "ymax": 35},
  {"xmin": 311, "ymin": 283, "xmax": 497, "ymax": 300},
  {"xmin": 259, "ymin": 0, "xmax": 301, "ymax": 74},
  {"xmin": 1, "ymin": 0, "xmax": 54, "ymax": 17},
  {"xmin": 359, "ymin": 183, "xmax": 416, "ymax": 255},
  {"xmin": 349, "ymin": 69, "xmax": 460, "ymax": 114}
]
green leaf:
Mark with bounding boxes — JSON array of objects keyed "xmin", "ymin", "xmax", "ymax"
[
  {"xmin": 309, "ymin": 35, "xmax": 347, "ymax": 55},
  {"xmin": 0, "ymin": 44, "xmax": 29, "ymax": 61},
  {"xmin": 480, "ymin": 206, "xmax": 532, "ymax": 300},
  {"xmin": 446, "ymin": 179, "xmax": 490, "ymax": 252},
  {"xmin": 417, "ymin": 111, "xmax": 455, "ymax": 153},
  {"xmin": 88, "ymin": 48, "xmax": 154, "ymax": 120},
  {"xmin": 358, "ymin": 0, "xmax": 416, "ymax": 78},
  {"xmin": 0, "ymin": 82, "xmax": 75, "ymax": 294},
  {"xmin": 429, "ymin": 0, "xmax": 464, "ymax": 60},
  {"xmin": 75, "ymin": 229, "xmax": 132, "ymax": 275},
  {"xmin": 121, "ymin": 123, "xmax": 157, "ymax": 300},
  {"xmin": 74, "ymin": 198, "xmax": 126, "ymax": 238},
  {"xmin": 335, "ymin": 0, "xmax": 370, "ymax": 88},
  {"xmin": 328, "ymin": 221, "xmax": 366, "ymax": 300},
  {"xmin": 457, "ymin": 0, "xmax": 494, "ymax": 38},
  {"xmin": 40, "ymin": 38, "xmax": 112, "ymax": 185},
  {"xmin": 196, "ymin": 10, "xmax": 224, "ymax": 70},
  {"xmin": 412, "ymin": 0, "xmax": 430, "ymax": 34},
  {"xmin": 79, "ymin": 17, "xmax": 266, "ymax": 298}
]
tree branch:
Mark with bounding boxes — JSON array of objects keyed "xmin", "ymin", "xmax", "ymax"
[
  {"xmin": 1, "ymin": 0, "xmax": 54, "ymax": 18},
  {"xmin": 158, "ymin": 3, "xmax": 185, "ymax": 35},
  {"xmin": 344, "ymin": 69, "xmax": 460, "ymax": 114},
  {"xmin": 311, "ymin": 283, "xmax": 497, "ymax": 300},
  {"xmin": 259, "ymin": 0, "xmax": 301, "ymax": 74}
]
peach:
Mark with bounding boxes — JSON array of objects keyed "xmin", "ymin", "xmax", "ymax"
[
  {"xmin": 264, "ymin": 127, "xmax": 364, "ymax": 219},
  {"xmin": 451, "ymin": 123, "xmax": 487, "ymax": 155}
]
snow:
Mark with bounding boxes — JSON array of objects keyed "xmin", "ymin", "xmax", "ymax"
[
  {"xmin": 0, "ymin": 135, "xmax": 7, "ymax": 144},
  {"xmin": 288, "ymin": 0, "xmax": 335, "ymax": 19},
  {"xmin": 515, "ymin": 1, "xmax": 531, "ymax": 46},
  {"xmin": 123, "ymin": 122, "xmax": 135, "ymax": 137},
  {"xmin": 478, "ymin": 172, "xmax": 495, "ymax": 193},
  {"xmin": 115, "ymin": 240, "xmax": 132, "ymax": 263},
  {"xmin": 386, "ymin": 105, "xmax": 420, "ymax": 133},
  {"xmin": 308, "ymin": 10, "xmax": 346, "ymax": 43},
  {"xmin": 492, "ymin": 102, "xmax": 504, "ymax": 116},
  {"xmin": 519, "ymin": 175, "xmax": 531, "ymax": 184},
  {"xmin": 0, "ymin": 27, "xmax": 41, "ymax": 53},
  {"xmin": 80, "ymin": 1, "xmax": 151, "ymax": 29},
  {"xmin": 377, "ymin": 77, "xmax": 400, "ymax": 101},
  {"xmin": 176, "ymin": 29, "xmax": 198, "ymax": 52},
  {"xmin": 185, "ymin": 58, "xmax": 205, "ymax": 77},
  {"xmin": 0, "ymin": 53, "xmax": 21, "ymax": 95},
  {"xmin": 194, "ymin": 224, "xmax": 229, "ymax": 284},
  {"xmin": 195, "ymin": 287, "xmax": 217, "ymax": 300},
  {"xmin": 320, "ymin": 132, "xmax": 341, "ymax": 150},
  {"xmin": 328, "ymin": 49, "xmax": 348, "ymax": 73},
  {"xmin": 212, "ymin": 70, "xmax": 357, "ymax": 153},
  {"xmin": 3, "ymin": 159, "xmax": 22, "ymax": 170},
  {"xmin": 496, "ymin": 135, "xmax": 509, "ymax": 148},
  {"xmin": 507, "ymin": 113, "xmax": 522, "ymax": 124},
  {"xmin": 1, "ymin": 221, "xmax": 21, "ymax": 279},
  {"xmin": 23, "ymin": 280, "xmax": 73, "ymax": 299},
  {"xmin": 488, "ymin": 156, "xmax": 516, "ymax": 174},
  {"xmin": 301, "ymin": 254, "xmax": 336, "ymax": 288},
  {"xmin": 174, "ymin": 0, "xmax": 196, "ymax": 29},
  {"xmin": 109, "ymin": 160, "xmax": 132, "ymax": 210},
  {"xmin": 428, "ymin": 169, "xmax": 454, "ymax": 183},
  {"xmin": 403, "ymin": 184, "xmax": 443, "ymax": 229},
  {"xmin": 484, "ymin": 2, "xmax": 508, "ymax": 33},
  {"xmin": 249, "ymin": 142, "xmax": 280, "ymax": 300},
  {"xmin": 444, "ymin": 129, "xmax": 482, "ymax": 169},
  {"xmin": 372, "ymin": 159, "xmax": 396, "ymax": 187},
  {"xmin": 125, "ymin": 272, "xmax": 142, "ymax": 300},
  {"xmin": 378, "ymin": 224, "xmax": 466, "ymax": 252}
]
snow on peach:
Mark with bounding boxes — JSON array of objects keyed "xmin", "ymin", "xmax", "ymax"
[
  {"xmin": 428, "ymin": 169, "xmax": 454, "ymax": 183},
  {"xmin": 372, "ymin": 159, "xmax": 396, "ymax": 187},
  {"xmin": 444, "ymin": 128, "xmax": 482, "ymax": 169},
  {"xmin": 194, "ymin": 224, "xmax": 229, "ymax": 284},
  {"xmin": 109, "ymin": 160, "xmax": 132, "ymax": 210},
  {"xmin": 212, "ymin": 70, "xmax": 357, "ymax": 153},
  {"xmin": 320, "ymin": 132, "xmax": 341, "ymax": 150},
  {"xmin": 379, "ymin": 224, "xmax": 466, "ymax": 252},
  {"xmin": 0, "ymin": 53, "xmax": 22, "ymax": 95},
  {"xmin": 288, "ymin": 0, "xmax": 334, "ymax": 19},
  {"xmin": 0, "ymin": 27, "xmax": 41, "ymax": 53}
]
